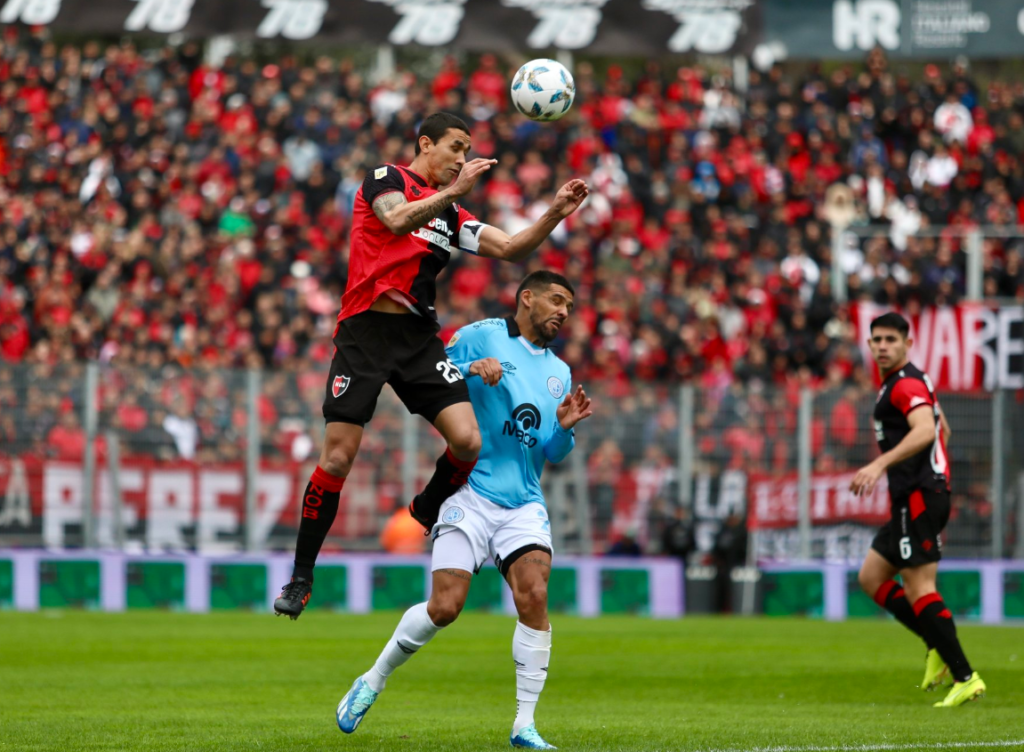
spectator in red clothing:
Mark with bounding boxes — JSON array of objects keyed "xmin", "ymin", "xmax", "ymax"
[
  {"xmin": 46, "ymin": 410, "xmax": 86, "ymax": 460},
  {"xmin": 467, "ymin": 54, "xmax": 506, "ymax": 111},
  {"xmin": 431, "ymin": 55, "xmax": 463, "ymax": 106}
]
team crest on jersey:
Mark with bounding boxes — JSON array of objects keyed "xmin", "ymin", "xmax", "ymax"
[
  {"xmin": 448, "ymin": 333, "xmax": 461, "ymax": 347},
  {"xmin": 333, "ymin": 375, "xmax": 351, "ymax": 398},
  {"xmin": 374, "ymin": 167, "xmax": 388, "ymax": 179},
  {"xmin": 547, "ymin": 376, "xmax": 564, "ymax": 399},
  {"xmin": 442, "ymin": 506, "xmax": 464, "ymax": 524}
]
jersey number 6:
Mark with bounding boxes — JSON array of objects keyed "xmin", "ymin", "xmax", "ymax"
[{"xmin": 437, "ymin": 359, "xmax": 464, "ymax": 384}]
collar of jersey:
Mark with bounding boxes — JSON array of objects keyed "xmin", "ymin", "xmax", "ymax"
[
  {"xmin": 504, "ymin": 316, "xmax": 547, "ymax": 355},
  {"xmin": 397, "ymin": 164, "xmax": 429, "ymax": 187}
]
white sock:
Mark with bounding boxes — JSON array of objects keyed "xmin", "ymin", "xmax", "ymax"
[
  {"xmin": 362, "ymin": 602, "xmax": 440, "ymax": 693},
  {"xmin": 512, "ymin": 621, "xmax": 551, "ymax": 735}
]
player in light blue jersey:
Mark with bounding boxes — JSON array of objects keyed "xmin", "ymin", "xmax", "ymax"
[{"xmin": 336, "ymin": 272, "xmax": 593, "ymax": 750}]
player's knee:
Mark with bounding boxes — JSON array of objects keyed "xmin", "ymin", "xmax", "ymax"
[
  {"xmin": 429, "ymin": 598, "xmax": 464, "ymax": 627},
  {"xmin": 857, "ymin": 567, "xmax": 880, "ymax": 596},
  {"xmin": 448, "ymin": 426, "xmax": 481, "ymax": 461},
  {"xmin": 320, "ymin": 441, "xmax": 357, "ymax": 477},
  {"xmin": 515, "ymin": 584, "xmax": 548, "ymax": 620},
  {"xmin": 902, "ymin": 580, "xmax": 935, "ymax": 604},
  {"xmin": 856, "ymin": 568, "xmax": 872, "ymax": 594}
]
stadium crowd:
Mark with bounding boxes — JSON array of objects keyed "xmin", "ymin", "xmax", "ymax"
[{"xmin": 0, "ymin": 30, "xmax": 1014, "ymax": 552}]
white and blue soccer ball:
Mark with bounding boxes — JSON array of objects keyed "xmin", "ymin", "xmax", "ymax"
[{"xmin": 510, "ymin": 59, "xmax": 575, "ymax": 122}]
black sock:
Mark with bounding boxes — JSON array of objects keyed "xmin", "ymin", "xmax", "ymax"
[
  {"xmin": 292, "ymin": 465, "xmax": 344, "ymax": 581},
  {"xmin": 873, "ymin": 580, "xmax": 930, "ymax": 646},
  {"xmin": 413, "ymin": 448, "xmax": 476, "ymax": 521},
  {"xmin": 913, "ymin": 593, "xmax": 973, "ymax": 682}
]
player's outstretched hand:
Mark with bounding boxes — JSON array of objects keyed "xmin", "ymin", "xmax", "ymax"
[
  {"xmin": 450, "ymin": 158, "xmax": 497, "ymax": 197},
  {"xmin": 468, "ymin": 357, "xmax": 503, "ymax": 386},
  {"xmin": 850, "ymin": 460, "xmax": 884, "ymax": 497},
  {"xmin": 557, "ymin": 385, "xmax": 593, "ymax": 430},
  {"xmin": 550, "ymin": 179, "xmax": 590, "ymax": 219}
]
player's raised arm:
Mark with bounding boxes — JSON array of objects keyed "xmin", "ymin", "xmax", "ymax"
[
  {"xmin": 475, "ymin": 179, "xmax": 589, "ymax": 262},
  {"xmin": 373, "ymin": 158, "xmax": 497, "ymax": 236}
]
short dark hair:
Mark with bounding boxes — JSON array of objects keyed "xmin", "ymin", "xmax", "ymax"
[
  {"xmin": 516, "ymin": 271, "xmax": 575, "ymax": 307},
  {"xmin": 415, "ymin": 112, "xmax": 470, "ymax": 155},
  {"xmin": 870, "ymin": 312, "xmax": 910, "ymax": 338}
]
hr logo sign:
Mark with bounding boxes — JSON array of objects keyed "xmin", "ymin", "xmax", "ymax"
[{"xmin": 833, "ymin": 0, "xmax": 900, "ymax": 50}]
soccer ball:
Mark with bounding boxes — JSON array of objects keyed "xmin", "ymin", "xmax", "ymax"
[{"xmin": 510, "ymin": 59, "xmax": 575, "ymax": 122}]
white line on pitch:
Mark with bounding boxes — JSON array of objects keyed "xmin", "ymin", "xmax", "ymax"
[{"xmin": 695, "ymin": 740, "xmax": 1024, "ymax": 752}]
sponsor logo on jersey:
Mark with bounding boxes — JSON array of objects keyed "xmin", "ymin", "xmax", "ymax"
[
  {"xmin": 410, "ymin": 185, "xmax": 422, "ymax": 197},
  {"xmin": 547, "ymin": 376, "xmax": 564, "ymax": 399},
  {"xmin": 909, "ymin": 395, "xmax": 928, "ymax": 408},
  {"xmin": 448, "ymin": 333, "xmax": 461, "ymax": 347},
  {"xmin": 501, "ymin": 361, "xmax": 516, "ymax": 373},
  {"xmin": 333, "ymin": 375, "xmax": 351, "ymax": 398},
  {"xmin": 374, "ymin": 167, "xmax": 388, "ymax": 179},
  {"xmin": 412, "ymin": 217, "xmax": 455, "ymax": 252},
  {"xmin": 503, "ymin": 403, "xmax": 541, "ymax": 447},
  {"xmin": 441, "ymin": 506, "xmax": 465, "ymax": 524}
]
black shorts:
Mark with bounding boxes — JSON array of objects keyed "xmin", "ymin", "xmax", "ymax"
[
  {"xmin": 322, "ymin": 310, "xmax": 470, "ymax": 427},
  {"xmin": 871, "ymin": 486, "xmax": 950, "ymax": 568}
]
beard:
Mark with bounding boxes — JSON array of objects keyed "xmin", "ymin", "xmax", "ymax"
[{"xmin": 531, "ymin": 312, "xmax": 561, "ymax": 345}]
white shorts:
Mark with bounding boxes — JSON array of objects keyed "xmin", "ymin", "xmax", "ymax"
[{"xmin": 431, "ymin": 484, "xmax": 552, "ymax": 577}]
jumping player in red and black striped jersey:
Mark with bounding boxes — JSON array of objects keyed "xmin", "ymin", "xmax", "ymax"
[
  {"xmin": 852, "ymin": 312, "xmax": 986, "ymax": 708},
  {"xmin": 274, "ymin": 113, "xmax": 589, "ymax": 620}
]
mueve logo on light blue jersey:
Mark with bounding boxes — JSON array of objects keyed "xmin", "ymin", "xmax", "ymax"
[{"xmin": 503, "ymin": 403, "xmax": 541, "ymax": 447}]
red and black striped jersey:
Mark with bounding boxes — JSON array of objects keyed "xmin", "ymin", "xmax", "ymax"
[
  {"xmin": 873, "ymin": 362, "xmax": 950, "ymax": 497},
  {"xmin": 339, "ymin": 164, "xmax": 485, "ymax": 323}
]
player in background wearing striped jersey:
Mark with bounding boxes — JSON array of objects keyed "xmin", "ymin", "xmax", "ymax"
[
  {"xmin": 274, "ymin": 114, "xmax": 589, "ymax": 619},
  {"xmin": 852, "ymin": 312, "xmax": 985, "ymax": 708}
]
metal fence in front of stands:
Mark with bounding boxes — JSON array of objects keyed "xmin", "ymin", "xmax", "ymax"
[{"xmin": 0, "ymin": 361, "xmax": 1020, "ymax": 563}]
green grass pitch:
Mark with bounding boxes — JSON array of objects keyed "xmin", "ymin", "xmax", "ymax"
[{"xmin": 1, "ymin": 612, "xmax": 1022, "ymax": 752}]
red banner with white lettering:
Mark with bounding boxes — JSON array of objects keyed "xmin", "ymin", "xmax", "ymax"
[
  {"xmin": 747, "ymin": 472, "xmax": 890, "ymax": 530},
  {"xmin": 853, "ymin": 303, "xmax": 1024, "ymax": 391},
  {"xmin": 0, "ymin": 456, "xmax": 395, "ymax": 550}
]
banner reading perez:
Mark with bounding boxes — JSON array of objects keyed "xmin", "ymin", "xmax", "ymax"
[{"xmin": 0, "ymin": 456, "xmax": 387, "ymax": 551}]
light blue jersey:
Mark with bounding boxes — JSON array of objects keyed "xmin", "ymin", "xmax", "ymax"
[{"xmin": 445, "ymin": 317, "xmax": 575, "ymax": 509}]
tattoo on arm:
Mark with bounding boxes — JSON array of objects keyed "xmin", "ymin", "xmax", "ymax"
[
  {"xmin": 404, "ymin": 191, "xmax": 458, "ymax": 228},
  {"xmin": 521, "ymin": 557, "xmax": 551, "ymax": 569},
  {"xmin": 372, "ymin": 192, "xmax": 407, "ymax": 223},
  {"xmin": 438, "ymin": 568, "xmax": 472, "ymax": 581},
  {"xmin": 373, "ymin": 189, "xmax": 459, "ymax": 233}
]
